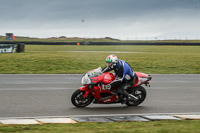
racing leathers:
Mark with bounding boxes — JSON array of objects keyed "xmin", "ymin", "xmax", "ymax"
[{"xmin": 102, "ymin": 59, "xmax": 135, "ymax": 103}]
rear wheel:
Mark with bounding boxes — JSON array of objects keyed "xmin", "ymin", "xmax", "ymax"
[
  {"xmin": 71, "ymin": 89, "xmax": 93, "ymax": 107},
  {"xmin": 126, "ymin": 86, "xmax": 146, "ymax": 106}
]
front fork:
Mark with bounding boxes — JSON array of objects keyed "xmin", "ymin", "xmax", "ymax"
[{"xmin": 79, "ymin": 86, "xmax": 90, "ymax": 98}]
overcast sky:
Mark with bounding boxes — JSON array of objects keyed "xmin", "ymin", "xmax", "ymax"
[{"xmin": 1, "ymin": 0, "xmax": 200, "ymax": 40}]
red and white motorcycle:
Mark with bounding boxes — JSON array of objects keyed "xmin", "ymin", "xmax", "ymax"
[{"xmin": 71, "ymin": 67, "xmax": 152, "ymax": 107}]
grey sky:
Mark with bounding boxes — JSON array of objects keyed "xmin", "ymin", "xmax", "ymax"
[{"xmin": 1, "ymin": 0, "xmax": 200, "ymax": 40}]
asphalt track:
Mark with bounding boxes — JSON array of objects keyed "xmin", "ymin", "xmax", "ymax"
[{"xmin": 0, "ymin": 74, "xmax": 200, "ymax": 118}]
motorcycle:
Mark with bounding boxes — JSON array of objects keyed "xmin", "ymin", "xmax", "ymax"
[{"xmin": 71, "ymin": 67, "xmax": 152, "ymax": 107}]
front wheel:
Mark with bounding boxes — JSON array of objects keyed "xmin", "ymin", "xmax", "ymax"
[
  {"xmin": 71, "ymin": 89, "xmax": 93, "ymax": 107},
  {"xmin": 126, "ymin": 86, "xmax": 146, "ymax": 106}
]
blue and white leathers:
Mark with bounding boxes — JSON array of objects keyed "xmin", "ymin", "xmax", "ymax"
[
  {"xmin": 115, "ymin": 60, "xmax": 134, "ymax": 83},
  {"xmin": 102, "ymin": 59, "xmax": 134, "ymax": 88}
]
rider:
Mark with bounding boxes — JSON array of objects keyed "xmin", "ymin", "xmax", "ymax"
[{"xmin": 102, "ymin": 54, "xmax": 135, "ymax": 104}]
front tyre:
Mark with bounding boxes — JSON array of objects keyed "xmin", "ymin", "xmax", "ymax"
[
  {"xmin": 71, "ymin": 89, "xmax": 93, "ymax": 107},
  {"xmin": 126, "ymin": 86, "xmax": 146, "ymax": 106}
]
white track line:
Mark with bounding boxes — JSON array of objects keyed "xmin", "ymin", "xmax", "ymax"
[{"xmin": 63, "ymin": 51, "xmax": 143, "ymax": 53}]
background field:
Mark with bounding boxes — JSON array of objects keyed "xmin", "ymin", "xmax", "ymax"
[{"xmin": 0, "ymin": 45, "xmax": 199, "ymax": 74}]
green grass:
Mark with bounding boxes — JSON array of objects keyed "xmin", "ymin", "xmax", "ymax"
[
  {"xmin": 0, "ymin": 120, "xmax": 200, "ymax": 133},
  {"xmin": 0, "ymin": 45, "xmax": 199, "ymax": 74}
]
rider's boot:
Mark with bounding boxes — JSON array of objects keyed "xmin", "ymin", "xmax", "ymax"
[{"xmin": 120, "ymin": 91, "xmax": 129, "ymax": 104}]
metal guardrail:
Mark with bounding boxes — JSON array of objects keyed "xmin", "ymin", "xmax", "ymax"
[{"xmin": 0, "ymin": 41, "xmax": 200, "ymax": 46}]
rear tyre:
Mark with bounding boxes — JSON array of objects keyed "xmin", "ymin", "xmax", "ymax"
[
  {"xmin": 126, "ymin": 86, "xmax": 146, "ymax": 106},
  {"xmin": 71, "ymin": 89, "xmax": 93, "ymax": 107}
]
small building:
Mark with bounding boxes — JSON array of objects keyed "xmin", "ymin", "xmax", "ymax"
[{"xmin": 6, "ymin": 33, "xmax": 15, "ymax": 40}]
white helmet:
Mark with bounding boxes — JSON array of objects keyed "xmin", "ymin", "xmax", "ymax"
[{"xmin": 106, "ymin": 54, "xmax": 118, "ymax": 68}]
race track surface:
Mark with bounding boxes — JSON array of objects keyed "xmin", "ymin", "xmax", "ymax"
[{"xmin": 0, "ymin": 74, "xmax": 200, "ymax": 118}]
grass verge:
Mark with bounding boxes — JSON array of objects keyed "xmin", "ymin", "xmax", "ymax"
[
  {"xmin": 0, "ymin": 45, "xmax": 199, "ymax": 74},
  {"xmin": 0, "ymin": 120, "xmax": 200, "ymax": 133}
]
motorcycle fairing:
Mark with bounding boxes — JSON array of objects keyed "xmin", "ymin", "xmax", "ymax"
[
  {"xmin": 134, "ymin": 72, "xmax": 152, "ymax": 87},
  {"xmin": 90, "ymin": 72, "xmax": 115, "ymax": 84},
  {"xmin": 79, "ymin": 85, "xmax": 118, "ymax": 103}
]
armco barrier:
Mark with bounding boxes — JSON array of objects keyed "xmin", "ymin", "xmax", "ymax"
[
  {"xmin": 0, "ymin": 41, "xmax": 77, "ymax": 45},
  {"xmin": 85, "ymin": 42, "xmax": 200, "ymax": 46},
  {"xmin": 1, "ymin": 41, "xmax": 200, "ymax": 46}
]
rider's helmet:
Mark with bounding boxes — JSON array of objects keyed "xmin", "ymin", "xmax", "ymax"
[{"xmin": 106, "ymin": 54, "xmax": 119, "ymax": 68}]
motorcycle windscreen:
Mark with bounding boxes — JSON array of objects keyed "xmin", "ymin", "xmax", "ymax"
[{"xmin": 81, "ymin": 74, "xmax": 91, "ymax": 85}]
